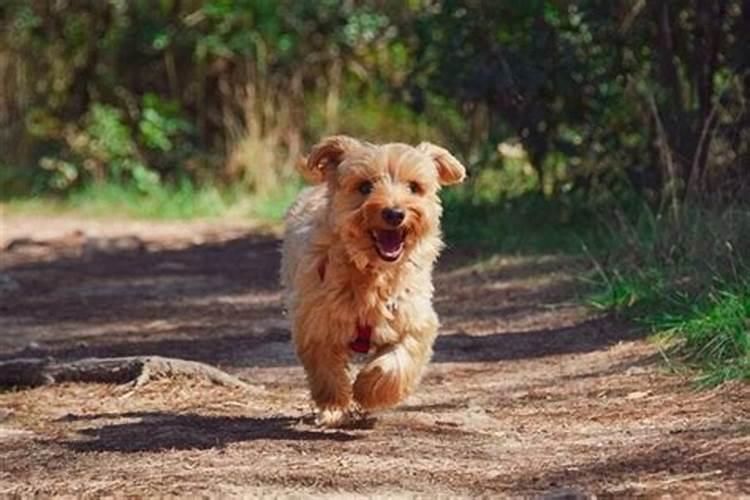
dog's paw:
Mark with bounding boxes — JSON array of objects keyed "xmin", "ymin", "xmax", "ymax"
[
  {"xmin": 316, "ymin": 404, "xmax": 369, "ymax": 428},
  {"xmin": 316, "ymin": 407, "xmax": 350, "ymax": 428}
]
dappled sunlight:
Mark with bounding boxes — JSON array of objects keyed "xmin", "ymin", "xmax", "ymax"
[{"xmin": 185, "ymin": 291, "xmax": 283, "ymax": 308}]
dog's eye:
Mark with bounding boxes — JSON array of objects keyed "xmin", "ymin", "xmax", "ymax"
[
  {"xmin": 358, "ymin": 180, "xmax": 374, "ymax": 195},
  {"xmin": 408, "ymin": 181, "xmax": 422, "ymax": 194}
]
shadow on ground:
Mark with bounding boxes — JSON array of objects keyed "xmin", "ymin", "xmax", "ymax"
[
  {"xmin": 508, "ymin": 423, "xmax": 750, "ymax": 495},
  {"xmin": 54, "ymin": 412, "xmax": 358, "ymax": 453},
  {"xmin": 1, "ymin": 233, "xmax": 281, "ymax": 326},
  {"xmin": 1, "ymin": 231, "xmax": 644, "ymax": 369},
  {"xmin": 433, "ymin": 317, "xmax": 641, "ymax": 363}
]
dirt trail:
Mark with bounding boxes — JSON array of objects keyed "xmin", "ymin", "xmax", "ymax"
[{"xmin": 1, "ymin": 215, "xmax": 748, "ymax": 497}]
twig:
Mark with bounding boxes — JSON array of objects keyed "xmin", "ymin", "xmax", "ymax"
[
  {"xmin": 645, "ymin": 90, "xmax": 681, "ymax": 223},
  {"xmin": 685, "ymin": 75, "xmax": 738, "ymax": 199}
]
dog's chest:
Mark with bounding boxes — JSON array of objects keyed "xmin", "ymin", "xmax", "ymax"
[
  {"xmin": 385, "ymin": 295, "xmax": 400, "ymax": 315},
  {"xmin": 378, "ymin": 284, "xmax": 430, "ymax": 328},
  {"xmin": 314, "ymin": 255, "xmax": 432, "ymax": 331}
]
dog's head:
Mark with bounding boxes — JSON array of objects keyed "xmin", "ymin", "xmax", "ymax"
[{"xmin": 300, "ymin": 135, "xmax": 466, "ymax": 268}]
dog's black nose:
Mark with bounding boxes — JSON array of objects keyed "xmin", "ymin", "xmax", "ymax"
[{"xmin": 381, "ymin": 207, "xmax": 405, "ymax": 227}]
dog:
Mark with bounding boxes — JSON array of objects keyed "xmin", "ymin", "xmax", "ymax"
[{"xmin": 281, "ymin": 135, "xmax": 466, "ymax": 427}]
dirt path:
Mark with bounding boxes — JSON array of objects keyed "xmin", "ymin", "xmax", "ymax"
[{"xmin": 1, "ymin": 215, "xmax": 748, "ymax": 497}]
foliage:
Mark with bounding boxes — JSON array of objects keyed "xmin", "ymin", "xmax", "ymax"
[
  {"xmin": 2, "ymin": 1, "xmax": 747, "ymax": 208},
  {"xmin": 412, "ymin": 1, "xmax": 749, "ymax": 206}
]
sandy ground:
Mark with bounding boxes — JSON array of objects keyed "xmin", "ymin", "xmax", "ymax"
[{"xmin": 0, "ymin": 213, "xmax": 748, "ymax": 498}]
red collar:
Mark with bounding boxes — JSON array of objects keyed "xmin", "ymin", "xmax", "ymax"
[
  {"xmin": 351, "ymin": 324, "xmax": 372, "ymax": 353},
  {"xmin": 318, "ymin": 257, "xmax": 372, "ymax": 353}
]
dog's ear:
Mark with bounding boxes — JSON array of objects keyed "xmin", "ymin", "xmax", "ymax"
[
  {"xmin": 417, "ymin": 142, "xmax": 467, "ymax": 186},
  {"xmin": 300, "ymin": 135, "xmax": 362, "ymax": 184}
]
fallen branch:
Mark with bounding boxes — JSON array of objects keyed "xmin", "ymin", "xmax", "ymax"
[{"xmin": 0, "ymin": 356, "xmax": 252, "ymax": 390}]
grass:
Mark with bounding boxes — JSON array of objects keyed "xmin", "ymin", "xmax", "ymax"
[
  {"xmin": 653, "ymin": 283, "xmax": 750, "ymax": 386},
  {"xmin": 592, "ymin": 270, "xmax": 750, "ymax": 385},
  {"xmin": 588, "ymin": 205, "xmax": 750, "ymax": 386},
  {"xmin": 588, "ymin": 268, "xmax": 669, "ymax": 314},
  {"xmin": 441, "ymin": 189, "xmax": 607, "ymax": 255},
  {"xmin": 4, "ymin": 179, "xmax": 302, "ymax": 223}
]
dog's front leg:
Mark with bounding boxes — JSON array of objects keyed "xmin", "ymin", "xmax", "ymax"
[
  {"xmin": 295, "ymin": 337, "xmax": 354, "ymax": 427},
  {"xmin": 353, "ymin": 324, "xmax": 437, "ymax": 411}
]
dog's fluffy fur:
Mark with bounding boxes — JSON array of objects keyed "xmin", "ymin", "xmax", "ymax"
[{"xmin": 281, "ymin": 136, "xmax": 466, "ymax": 426}]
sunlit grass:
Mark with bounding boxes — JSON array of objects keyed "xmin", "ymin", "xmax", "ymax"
[
  {"xmin": 653, "ymin": 283, "xmax": 750, "ymax": 386},
  {"xmin": 590, "ymin": 269, "xmax": 750, "ymax": 384},
  {"xmin": 5, "ymin": 179, "xmax": 302, "ymax": 223}
]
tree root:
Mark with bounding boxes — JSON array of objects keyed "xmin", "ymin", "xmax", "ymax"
[{"xmin": 0, "ymin": 356, "xmax": 253, "ymax": 390}]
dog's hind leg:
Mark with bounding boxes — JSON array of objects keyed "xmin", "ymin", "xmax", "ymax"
[
  {"xmin": 353, "ymin": 329, "xmax": 436, "ymax": 411},
  {"xmin": 296, "ymin": 339, "xmax": 354, "ymax": 427}
]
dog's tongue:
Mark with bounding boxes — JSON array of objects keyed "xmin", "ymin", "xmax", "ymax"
[{"xmin": 375, "ymin": 229, "xmax": 402, "ymax": 253}]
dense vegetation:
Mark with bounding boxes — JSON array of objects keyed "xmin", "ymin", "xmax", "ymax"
[{"xmin": 1, "ymin": 1, "xmax": 748, "ymax": 382}]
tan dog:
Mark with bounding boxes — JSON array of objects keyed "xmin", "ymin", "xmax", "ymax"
[{"xmin": 281, "ymin": 136, "xmax": 466, "ymax": 427}]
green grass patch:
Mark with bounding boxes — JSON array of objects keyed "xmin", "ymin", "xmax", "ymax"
[
  {"xmin": 70, "ymin": 181, "xmax": 234, "ymax": 219},
  {"xmin": 5, "ymin": 179, "xmax": 302, "ymax": 223},
  {"xmin": 591, "ymin": 274, "xmax": 750, "ymax": 386},
  {"xmin": 652, "ymin": 283, "xmax": 750, "ymax": 386},
  {"xmin": 441, "ymin": 190, "xmax": 607, "ymax": 254},
  {"xmin": 591, "ymin": 270, "xmax": 749, "ymax": 385},
  {"xmin": 588, "ymin": 268, "xmax": 669, "ymax": 314},
  {"xmin": 246, "ymin": 181, "xmax": 303, "ymax": 221},
  {"xmin": 588, "ymin": 205, "xmax": 750, "ymax": 386}
]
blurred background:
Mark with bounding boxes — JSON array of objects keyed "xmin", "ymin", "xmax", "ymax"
[
  {"xmin": 0, "ymin": 1, "xmax": 748, "ymax": 386},
  {"xmin": 1, "ymin": 0, "xmax": 747, "ymax": 222}
]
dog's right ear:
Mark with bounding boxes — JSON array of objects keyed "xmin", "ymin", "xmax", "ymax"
[{"xmin": 299, "ymin": 135, "xmax": 361, "ymax": 184}]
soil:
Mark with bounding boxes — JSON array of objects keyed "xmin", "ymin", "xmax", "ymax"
[{"xmin": 0, "ymin": 214, "xmax": 748, "ymax": 498}]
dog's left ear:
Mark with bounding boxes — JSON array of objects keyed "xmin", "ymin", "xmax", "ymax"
[
  {"xmin": 417, "ymin": 142, "xmax": 467, "ymax": 186},
  {"xmin": 300, "ymin": 135, "xmax": 362, "ymax": 184}
]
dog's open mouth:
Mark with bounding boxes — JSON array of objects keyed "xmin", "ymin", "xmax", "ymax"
[{"xmin": 371, "ymin": 229, "xmax": 405, "ymax": 262}]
